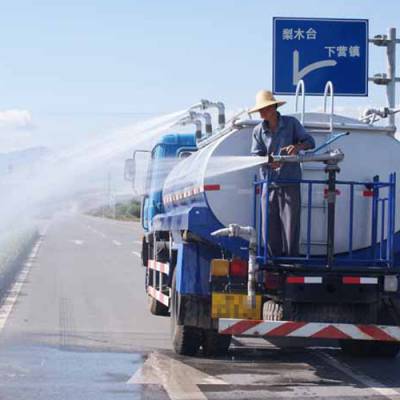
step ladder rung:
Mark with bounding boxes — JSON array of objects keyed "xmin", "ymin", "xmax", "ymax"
[
  {"xmin": 300, "ymin": 241, "xmax": 327, "ymax": 246},
  {"xmin": 301, "ymin": 203, "xmax": 325, "ymax": 209}
]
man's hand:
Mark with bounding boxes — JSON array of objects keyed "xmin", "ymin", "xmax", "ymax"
[
  {"xmin": 281, "ymin": 144, "xmax": 299, "ymax": 155},
  {"xmin": 281, "ymin": 143, "xmax": 310, "ymax": 155}
]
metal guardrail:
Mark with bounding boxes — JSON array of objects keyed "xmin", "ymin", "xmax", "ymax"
[{"xmin": 253, "ymin": 173, "xmax": 397, "ymax": 270}]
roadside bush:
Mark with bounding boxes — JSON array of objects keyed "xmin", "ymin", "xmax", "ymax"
[
  {"xmin": 88, "ymin": 199, "xmax": 141, "ymax": 220},
  {"xmin": 0, "ymin": 226, "xmax": 39, "ymax": 299}
]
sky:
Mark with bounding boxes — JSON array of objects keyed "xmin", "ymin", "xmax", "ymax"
[{"xmin": 0, "ymin": 0, "xmax": 399, "ymax": 153}]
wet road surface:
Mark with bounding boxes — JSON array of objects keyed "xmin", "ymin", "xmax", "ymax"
[{"xmin": 1, "ymin": 213, "xmax": 400, "ymax": 399}]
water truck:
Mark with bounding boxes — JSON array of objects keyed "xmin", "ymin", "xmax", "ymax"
[{"xmin": 125, "ymin": 87, "xmax": 400, "ymax": 357}]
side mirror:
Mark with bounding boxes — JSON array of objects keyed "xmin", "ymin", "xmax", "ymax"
[
  {"xmin": 124, "ymin": 158, "xmax": 135, "ymax": 182},
  {"xmin": 125, "ymin": 149, "xmax": 151, "ymax": 195}
]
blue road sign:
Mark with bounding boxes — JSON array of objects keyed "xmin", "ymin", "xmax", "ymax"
[{"xmin": 273, "ymin": 18, "xmax": 368, "ymax": 96}]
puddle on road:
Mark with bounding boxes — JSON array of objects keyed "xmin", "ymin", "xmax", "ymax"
[
  {"xmin": 0, "ymin": 342, "xmax": 398, "ymax": 400},
  {"xmin": 0, "ymin": 343, "xmax": 147, "ymax": 400}
]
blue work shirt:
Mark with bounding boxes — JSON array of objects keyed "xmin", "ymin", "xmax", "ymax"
[{"xmin": 251, "ymin": 113, "xmax": 315, "ymax": 183}]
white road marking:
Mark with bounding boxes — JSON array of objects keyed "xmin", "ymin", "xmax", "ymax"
[
  {"xmin": 132, "ymin": 251, "xmax": 141, "ymax": 258},
  {"xmin": 0, "ymin": 238, "xmax": 43, "ymax": 333},
  {"xmin": 71, "ymin": 240, "xmax": 84, "ymax": 246},
  {"xmin": 127, "ymin": 352, "xmax": 226, "ymax": 400},
  {"xmin": 112, "ymin": 240, "xmax": 122, "ymax": 246},
  {"xmin": 133, "ymin": 240, "xmax": 142, "ymax": 245},
  {"xmin": 86, "ymin": 225, "xmax": 107, "ymax": 238},
  {"xmin": 316, "ymin": 351, "xmax": 400, "ymax": 399}
]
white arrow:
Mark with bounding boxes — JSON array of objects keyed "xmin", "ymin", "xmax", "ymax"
[
  {"xmin": 292, "ymin": 50, "xmax": 337, "ymax": 85},
  {"xmin": 127, "ymin": 351, "xmax": 227, "ymax": 400}
]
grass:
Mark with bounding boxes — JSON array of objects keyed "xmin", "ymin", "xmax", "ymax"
[{"xmin": 88, "ymin": 199, "xmax": 141, "ymax": 221}]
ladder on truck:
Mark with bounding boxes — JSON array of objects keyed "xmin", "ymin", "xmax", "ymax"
[{"xmin": 296, "ymin": 81, "xmax": 337, "ymax": 251}]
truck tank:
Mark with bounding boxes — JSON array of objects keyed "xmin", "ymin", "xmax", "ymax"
[{"xmin": 163, "ymin": 111, "xmax": 400, "ymax": 256}]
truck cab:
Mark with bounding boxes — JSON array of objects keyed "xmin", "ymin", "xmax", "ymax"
[{"xmin": 125, "ymin": 132, "xmax": 197, "ymax": 267}]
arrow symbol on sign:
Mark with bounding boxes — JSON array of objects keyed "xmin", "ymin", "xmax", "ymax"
[{"xmin": 292, "ymin": 50, "xmax": 337, "ymax": 85}]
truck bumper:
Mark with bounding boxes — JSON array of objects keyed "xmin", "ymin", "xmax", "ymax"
[{"xmin": 218, "ymin": 318, "xmax": 400, "ymax": 341}]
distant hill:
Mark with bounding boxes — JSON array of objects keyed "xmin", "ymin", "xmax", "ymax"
[{"xmin": 0, "ymin": 146, "xmax": 50, "ymax": 174}]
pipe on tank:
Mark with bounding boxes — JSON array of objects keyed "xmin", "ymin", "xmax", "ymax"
[
  {"xmin": 198, "ymin": 112, "xmax": 212, "ymax": 137},
  {"xmin": 269, "ymin": 149, "xmax": 344, "ymax": 164},
  {"xmin": 212, "ymin": 224, "xmax": 257, "ymax": 308},
  {"xmin": 188, "ymin": 111, "xmax": 212, "ymax": 139},
  {"xmin": 361, "ymin": 107, "xmax": 389, "ymax": 123},
  {"xmin": 361, "ymin": 107, "xmax": 400, "ymax": 124},
  {"xmin": 178, "ymin": 114, "xmax": 203, "ymax": 139},
  {"xmin": 188, "ymin": 99, "xmax": 226, "ymax": 130},
  {"xmin": 200, "ymin": 99, "xmax": 226, "ymax": 130},
  {"xmin": 193, "ymin": 120, "xmax": 202, "ymax": 139}
]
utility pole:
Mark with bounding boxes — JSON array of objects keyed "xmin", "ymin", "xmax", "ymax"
[
  {"xmin": 369, "ymin": 27, "xmax": 400, "ymax": 130},
  {"xmin": 107, "ymin": 170, "xmax": 116, "ymax": 219},
  {"xmin": 387, "ymin": 27, "xmax": 397, "ymax": 127}
]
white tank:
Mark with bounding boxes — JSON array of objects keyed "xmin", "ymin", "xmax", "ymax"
[{"xmin": 163, "ymin": 112, "xmax": 400, "ymax": 255}]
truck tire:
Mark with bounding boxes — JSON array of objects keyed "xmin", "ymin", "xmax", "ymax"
[
  {"xmin": 263, "ymin": 300, "xmax": 283, "ymax": 321},
  {"xmin": 141, "ymin": 236, "xmax": 149, "ymax": 267},
  {"xmin": 202, "ymin": 330, "xmax": 231, "ymax": 356},
  {"xmin": 340, "ymin": 340, "xmax": 400, "ymax": 358},
  {"xmin": 148, "ymin": 295, "xmax": 169, "ymax": 316},
  {"xmin": 170, "ymin": 270, "xmax": 202, "ymax": 356}
]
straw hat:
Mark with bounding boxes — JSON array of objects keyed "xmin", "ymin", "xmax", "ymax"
[{"xmin": 248, "ymin": 90, "xmax": 286, "ymax": 114}]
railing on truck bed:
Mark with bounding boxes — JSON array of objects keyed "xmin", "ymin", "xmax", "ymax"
[{"xmin": 253, "ymin": 173, "xmax": 397, "ymax": 270}]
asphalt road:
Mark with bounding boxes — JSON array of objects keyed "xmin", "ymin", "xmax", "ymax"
[{"xmin": 1, "ymin": 213, "xmax": 400, "ymax": 399}]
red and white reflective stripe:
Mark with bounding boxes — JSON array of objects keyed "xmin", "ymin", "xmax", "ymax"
[
  {"xmin": 287, "ymin": 276, "xmax": 322, "ymax": 284},
  {"xmin": 148, "ymin": 259, "xmax": 170, "ymax": 274},
  {"xmin": 163, "ymin": 184, "xmax": 221, "ymax": 205},
  {"xmin": 342, "ymin": 276, "xmax": 378, "ymax": 285},
  {"xmin": 363, "ymin": 190, "xmax": 374, "ymax": 197},
  {"xmin": 218, "ymin": 318, "xmax": 400, "ymax": 341},
  {"xmin": 204, "ymin": 184, "xmax": 220, "ymax": 191},
  {"xmin": 148, "ymin": 286, "xmax": 169, "ymax": 307}
]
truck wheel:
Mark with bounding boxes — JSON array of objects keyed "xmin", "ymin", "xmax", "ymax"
[
  {"xmin": 148, "ymin": 295, "xmax": 169, "ymax": 316},
  {"xmin": 170, "ymin": 270, "xmax": 201, "ymax": 356},
  {"xmin": 263, "ymin": 300, "xmax": 283, "ymax": 321},
  {"xmin": 202, "ymin": 330, "xmax": 231, "ymax": 356},
  {"xmin": 141, "ymin": 236, "xmax": 149, "ymax": 267},
  {"xmin": 340, "ymin": 340, "xmax": 400, "ymax": 358}
]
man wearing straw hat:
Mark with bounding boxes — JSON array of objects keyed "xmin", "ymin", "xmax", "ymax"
[{"xmin": 250, "ymin": 90, "xmax": 315, "ymax": 258}]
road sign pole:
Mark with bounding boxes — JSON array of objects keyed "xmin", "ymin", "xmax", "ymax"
[{"xmin": 386, "ymin": 27, "xmax": 396, "ymax": 127}]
